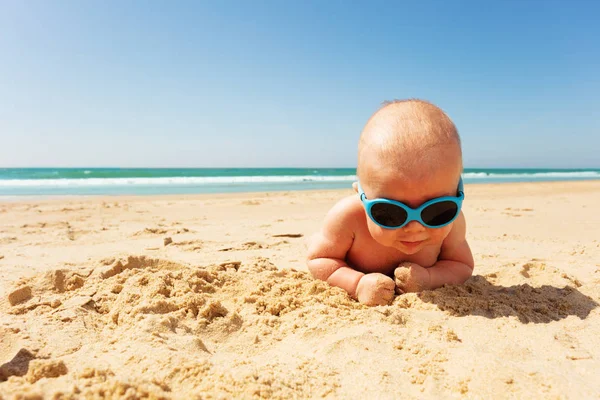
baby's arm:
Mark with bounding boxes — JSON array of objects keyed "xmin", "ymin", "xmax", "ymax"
[
  {"xmin": 307, "ymin": 199, "xmax": 395, "ymax": 305},
  {"xmin": 307, "ymin": 199, "xmax": 363, "ymax": 297},
  {"xmin": 395, "ymin": 212, "xmax": 474, "ymax": 293},
  {"xmin": 428, "ymin": 212, "xmax": 474, "ymax": 288}
]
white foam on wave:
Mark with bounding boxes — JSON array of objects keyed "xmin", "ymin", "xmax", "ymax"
[
  {"xmin": 0, "ymin": 175, "xmax": 359, "ymax": 187},
  {"xmin": 462, "ymin": 171, "xmax": 600, "ymax": 179},
  {"xmin": 0, "ymin": 171, "xmax": 599, "ymax": 188}
]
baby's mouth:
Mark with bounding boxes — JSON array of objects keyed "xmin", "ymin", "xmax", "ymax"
[{"xmin": 398, "ymin": 239, "xmax": 426, "ymax": 249}]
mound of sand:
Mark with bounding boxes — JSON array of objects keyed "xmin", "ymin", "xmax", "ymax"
[
  {"xmin": 2, "ymin": 254, "xmax": 599, "ymax": 399},
  {"xmin": 2, "ymin": 183, "xmax": 600, "ymax": 399}
]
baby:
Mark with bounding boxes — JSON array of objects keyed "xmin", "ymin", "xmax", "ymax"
[{"xmin": 307, "ymin": 99, "xmax": 474, "ymax": 306}]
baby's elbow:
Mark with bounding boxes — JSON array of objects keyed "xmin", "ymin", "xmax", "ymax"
[
  {"xmin": 306, "ymin": 258, "xmax": 326, "ymax": 281},
  {"xmin": 305, "ymin": 235, "xmax": 324, "ymax": 274},
  {"xmin": 305, "ymin": 232, "xmax": 346, "ymax": 281},
  {"xmin": 463, "ymin": 251, "xmax": 475, "ymax": 272},
  {"xmin": 460, "ymin": 261, "xmax": 475, "ymax": 283}
]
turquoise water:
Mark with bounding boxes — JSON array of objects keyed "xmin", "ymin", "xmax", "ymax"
[{"xmin": 0, "ymin": 168, "xmax": 599, "ymax": 197}]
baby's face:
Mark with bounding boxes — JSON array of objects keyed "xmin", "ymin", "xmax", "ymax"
[{"xmin": 359, "ymin": 165, "xmax": 461, "ymax": 254}]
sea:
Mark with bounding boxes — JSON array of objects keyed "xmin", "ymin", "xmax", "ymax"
[{"xmin": 0, "ymin": 168, "xmax": 599, "ymax": 198}]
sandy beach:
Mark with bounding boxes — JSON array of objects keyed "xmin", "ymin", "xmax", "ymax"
[{"xmin": 1, "ymin": 180, "xmax": 599, "ymax": 399}]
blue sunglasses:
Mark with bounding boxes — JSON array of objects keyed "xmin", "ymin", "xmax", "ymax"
[{"xmin": 357, "ymin": 178, "xmax": 464, "ymax": 229}]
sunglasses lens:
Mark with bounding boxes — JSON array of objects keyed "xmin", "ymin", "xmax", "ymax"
[
  {"xmin": 421, "ymin": 201, "xmax": 458, "ymax": 227},
  {"xmin": 370, "ymin": 203, "xmax": 408, "ymax": 227}
]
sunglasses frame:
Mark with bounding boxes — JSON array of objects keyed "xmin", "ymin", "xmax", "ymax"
[{"xmin": 357, "ymin": 177, "xmax": 465, "ymax": 229}]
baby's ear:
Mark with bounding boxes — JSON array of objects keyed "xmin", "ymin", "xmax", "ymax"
[{"xmin": 352, "ymin": 182, "xmax": 358, "ymax": 193}]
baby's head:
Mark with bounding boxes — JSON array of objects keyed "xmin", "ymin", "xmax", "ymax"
[{"xmin": 355, "ymin": 99, "xmax": 464, "ymax": 253}]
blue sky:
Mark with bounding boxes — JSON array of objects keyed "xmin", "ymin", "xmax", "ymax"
[{"xmin": 1, "ymin": 1, "xmax": 598, "ymax": 168}]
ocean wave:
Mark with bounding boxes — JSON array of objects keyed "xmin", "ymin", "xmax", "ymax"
[
  {"xmin": 0, "ymin": 171, "xmax": 599, "ymax": 188},
  {"xmin": 462, "ymin": 171, "xmax": 600, "ymax": 179},
  {"xmin": 0, "ymin": 175, "xmax": 359, "ymax": 187}
]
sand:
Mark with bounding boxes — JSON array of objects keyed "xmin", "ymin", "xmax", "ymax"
[{"xmin": 1, "ymin": 181, "xmax": 599, "ymax": 399}]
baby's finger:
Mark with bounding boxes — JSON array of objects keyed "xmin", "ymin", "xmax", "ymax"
[
  {"xmin": 381, "ymin": 286, "xmax": 395, "ymax": 300},
  {"xmin": 383, "ymin": 291, "xmax": 395, "ymax": 303},
  {"xmin": 395, "ymin": 284, "xmax": 406, "ymax": 295},
  {"xmin": 383, "ymin": 278, "xmax": 396, "ymax": 290},
  {"xmin": 394, "ymin": 268, "xmax": 410, "ymax": 282}
]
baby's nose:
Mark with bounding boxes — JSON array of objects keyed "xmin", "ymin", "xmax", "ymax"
[{"xmin": 402, "ymin": 220, "xmax": 426, "ymax": 233}]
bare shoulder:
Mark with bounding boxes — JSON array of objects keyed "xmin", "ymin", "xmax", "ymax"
[
  {"xmin": 324, "ymin": 194, "xmax": 365, "ymax": 228},
  {"xmin": 306, "ymin": 194, "xmax": 364, "ymax": 260}
]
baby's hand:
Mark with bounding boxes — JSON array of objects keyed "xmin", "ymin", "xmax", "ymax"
[
  {"xmin": 394, "ymin": 262, "xmax": 431, "ymax": 294},
  {"xmin": 355, "ymin": 273, "xmax": 395, "ymax": 306}
]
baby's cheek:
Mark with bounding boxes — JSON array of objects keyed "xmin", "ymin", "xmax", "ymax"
[
  {"xmin": 427, "ymin": 225, "xmax": 452, "ymax": 244},
  {"xmin": 367, "ymin": 222, "xmax": 395, "ymax": 246}
]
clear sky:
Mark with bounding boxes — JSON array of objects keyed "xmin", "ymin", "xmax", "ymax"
[{"xmin": 1, "ymin": 1, "xmax": 598, "ymax": 168}]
